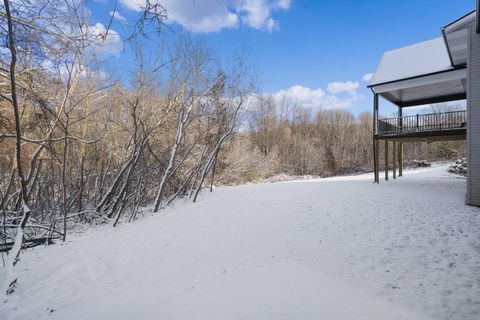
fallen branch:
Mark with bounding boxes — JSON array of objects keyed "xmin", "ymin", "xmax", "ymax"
[{"xmin": 0, "ymin": 236, "xmax": 58, "ymax": 253}]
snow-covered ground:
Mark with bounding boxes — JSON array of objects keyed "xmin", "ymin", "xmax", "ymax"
[{"xmin": 1, "ymin": 165, "xmax": 480, "ymax": 320}]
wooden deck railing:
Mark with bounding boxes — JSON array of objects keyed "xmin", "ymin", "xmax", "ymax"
[{"xmin": 377, "ymin": 110, "xmax": 467, "ymax": 135}]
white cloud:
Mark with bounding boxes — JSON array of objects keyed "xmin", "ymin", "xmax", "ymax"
[
  {"xmin": 274, "ymin": 85, "xmax": 326, "ymax": 109},
  {"xmin": 109, "ymin": 10, "xmax": 127, "ymax": 23},
  {"xmin": 41, "ymin": 59, "xmax": 108, "ymax": 82},
  {"xmin": 272, "ymin": 83, "xmax": 360, "ymax": 110},
  {"xmin": 88, "ymin": 23, "xmax": 123, "ymax": 57},
  {"xmin": 234, "ymin": 0, "xmax": 278, "ymax": 32},
  {"xmin": 274, "ymin": 0, "xmax": 292, "ymax": 10},
  {"xmin": 362, "ymin": 73, "xmax": 373, "ymax": 82},
  {"xmin": 120, "ymin": 0, "xmax": 143, "ymax": 11},
  {"xmin": 326, "ymin": 81, "xmax": 359, "ymax": 94},
  {"xmin": 119, "ymin": 0, "xmax": 291, "ymax": 33}
]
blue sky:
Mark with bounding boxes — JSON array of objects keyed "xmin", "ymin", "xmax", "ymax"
[{"xmin": 87, "ymin": 0, "xmax": 474, "ymax": 115}]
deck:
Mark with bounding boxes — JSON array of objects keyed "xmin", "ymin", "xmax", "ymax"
[{"xmin": 374, "ymin": 110, "xmax": 467, "ymax": 141}]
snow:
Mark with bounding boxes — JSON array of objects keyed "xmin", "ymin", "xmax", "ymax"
[
  {"xmin": 1, "ymin": 166, "xmax": 480, "ymax": 320},
  {"xmin": 369, "ymin": 37, "xmax": 453, "ymax": 86}
]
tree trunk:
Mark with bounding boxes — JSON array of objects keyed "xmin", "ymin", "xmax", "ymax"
[
  {"xmin": 2, "ymin": 0, "xmax": 32, "ymax": 295},
  {"xmin": 153, "ymin": 105, "xmax": 191, "ymax": 212}
]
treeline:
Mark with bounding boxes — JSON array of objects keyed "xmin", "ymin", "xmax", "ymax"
[{"xmin": 219, "ymin": 96, "xmax": 466, "ymax": 183}]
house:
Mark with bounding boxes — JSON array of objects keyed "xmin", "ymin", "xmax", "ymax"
[{"xmin": 368, "ymin": 6, "xmax": 480, "ymax": 206}]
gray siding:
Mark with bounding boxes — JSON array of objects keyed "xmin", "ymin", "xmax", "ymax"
[{"xmin": 467, "ymin": 27, "xmax": 480, "ymax": 206}]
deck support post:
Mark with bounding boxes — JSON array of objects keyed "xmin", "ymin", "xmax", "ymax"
[
  {"xmin": 398, "ymin": 143, "xmax": 403, "ymax": 177},
  {"xmin": 384, "ymin": 140, "xmax": 389, "ymax": 181},
  {"xmin": 397, "ymin": 106, "xmax": 403, "ymax": 178},
  {"xmin": 373, "ymin": 139, "xmax": 377, "ymax": 183},
  {"xmin": 374, "ymin": 140, "xmax": 379, "ymax": 183},
  {"xmin": 392, "ymin": 141, "xmax": 397, "ymax": 179},
  {"xmin": 373, "ymin": 93, "xmax": 379, "ymax": 183}
]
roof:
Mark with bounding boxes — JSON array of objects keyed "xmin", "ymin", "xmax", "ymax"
[
  {"xmin": 443, "ymin": 10, "xmax": 476, "ymax": 33},
  {"xmin": 368, "ymin": 37, "xmax": 453, "ymax": 87},
  {"xmin": 442, "ymin": 11, "xmax": 476, "ymax": 66},
  {"xmin": 367, "ymin": 10, "xmax": 475, "ymax": 107}
]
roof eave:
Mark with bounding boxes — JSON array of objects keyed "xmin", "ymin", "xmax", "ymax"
[
  {"xmin": 442, "ymin": 10, "xmax": 476, "ymax": 31},
  {"xmin": 441, "ymin": 27, "xmax": 454, "ymax": 66}
]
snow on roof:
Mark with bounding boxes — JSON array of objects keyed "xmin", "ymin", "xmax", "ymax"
[{"xmin": 369, "ymin": 37, "xmax": 453, "ymax": 87}]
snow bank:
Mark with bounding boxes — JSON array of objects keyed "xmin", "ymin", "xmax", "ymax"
[{"xmin": 1, "ymin": 166, "xmax": 479, "ymax": 320}]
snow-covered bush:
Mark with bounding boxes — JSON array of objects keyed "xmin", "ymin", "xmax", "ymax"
[
  {"xmin": 413, "ymin": 159, "xmax": 431, "ymax": 167},
  {"xmin": 448, "ymin": 158, "xmax": 467, "ymax": 176}
]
